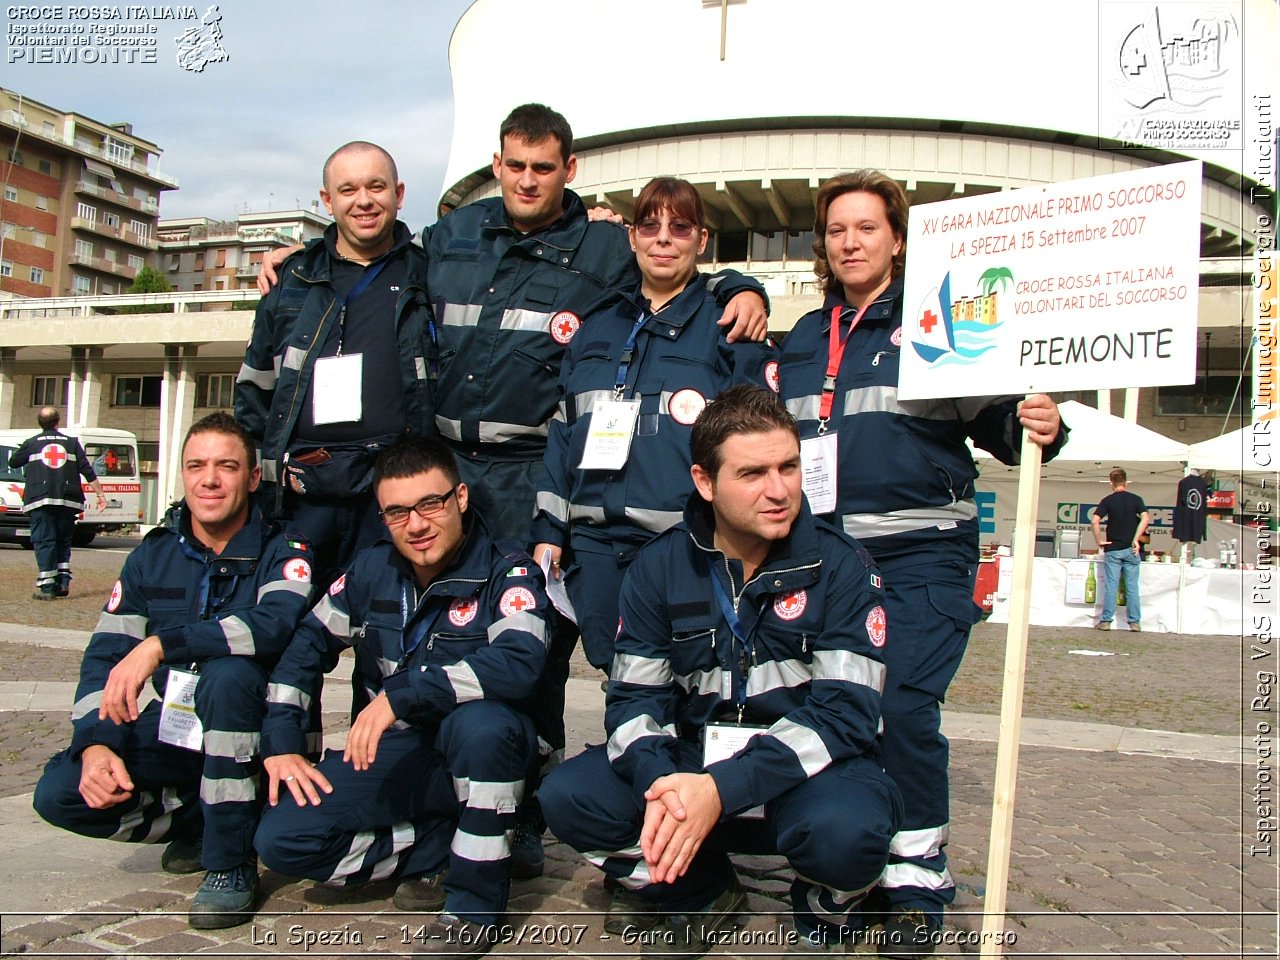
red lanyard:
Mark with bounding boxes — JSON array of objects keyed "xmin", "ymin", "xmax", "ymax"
[{"xmin": 819, "ymin": 301, "xmax": 874, "ymax": 423}]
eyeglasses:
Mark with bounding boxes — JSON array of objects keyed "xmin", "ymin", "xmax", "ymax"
[
  {"xmin": 379, "ymin": 487, "xmax": 458, "ymax": 525},
  {"xmin": 634, "ymin": 218, "xmax": 697, "ymax": 239}
]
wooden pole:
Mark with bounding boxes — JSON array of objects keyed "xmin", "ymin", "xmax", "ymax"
[{"xmin": 979, "ymin": 419, "xmax": 1043, "ymax": 958}]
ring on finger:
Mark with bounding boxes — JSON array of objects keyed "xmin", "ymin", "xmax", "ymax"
[{"xmin": 284, "ymin": 775, "xmax": 296, "ymax": 782}]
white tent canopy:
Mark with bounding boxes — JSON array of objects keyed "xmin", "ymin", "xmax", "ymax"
[
  {"xmin": 1187, "ymin": 423, "xmax": 1278, "ymax": 473},
  {"xmin": 971, "ymin": 400, "xmax": 1190, "ymax": 478}
]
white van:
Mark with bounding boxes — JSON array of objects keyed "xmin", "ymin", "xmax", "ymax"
[{"xmin": 0, "ymin": 426, "xmax": 144, "ymax": 546}]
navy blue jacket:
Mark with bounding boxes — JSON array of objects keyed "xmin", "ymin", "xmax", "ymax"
[
  {"xmin": 235, "ymin": 223, "xmax": 435, "ymax": 501},
  {"xmin": 606, "ymin": 495, "xmax": 887, "ymax": 817},
  {"xmin": 532, "ymin": 274, "xmax": 780, "ymax": 553},
  {"xmin": 777, "ymin": 278, "xmax": 1066, "ymax": 561},
  {"xmin": 9, "ymin": 429, "xmax": 97, "ymax": 511},
  {"xmin": 424, "ymin": 190, "xmax": 767, "ymax": 460},
  {"xmin": 69, "ymin": 503, "xmax": 314, "ymax": 758},
  {"xmin": 262, "ymin": 514, "xmax": 550, "ymax": 757}
]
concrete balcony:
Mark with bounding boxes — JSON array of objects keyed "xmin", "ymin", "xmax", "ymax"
[
  {"xmin": 68, "ymin": 253, "xmax": 139, "ymax": 281},
  {"xmin": 70, "ymin": 217, "xmax": 157, "ymax": 251},
  {"xmin": 73, "ymin": 180, "xmax": 159, "ymax": 215}
]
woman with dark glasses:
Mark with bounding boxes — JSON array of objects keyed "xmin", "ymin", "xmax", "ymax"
[{"xmin": 532, "ymin": 177, "xmax": 779, "ymax": 673}]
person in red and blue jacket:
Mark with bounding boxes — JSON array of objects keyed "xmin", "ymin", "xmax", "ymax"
[
  {"xmin": 776, "ymin": 170, "xmax": 1066, "ymax": 952},
  {"xmin": 532, "ymin": 177, "xmax": 780, "ymax": 672}
]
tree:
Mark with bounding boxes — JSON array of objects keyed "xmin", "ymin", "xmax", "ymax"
[{"xmin": 116, "ymin": 265, "xmax": 172, "ymax": 314}]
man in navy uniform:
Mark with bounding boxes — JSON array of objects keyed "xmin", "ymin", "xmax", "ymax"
[
  {"xmin": 33, "ymin": 412, "xmax": 315, "ymax": 929},
  {"xmin": 542, "ymin": 386, "xmax": 901, "ymax": 957},
  {"xmin": 8, "ymin": 406, "xmax": 106, "ymax": 599},
  {"xmin": 254, "ymin": 436, "xmax": 551, "ymax": 957}
]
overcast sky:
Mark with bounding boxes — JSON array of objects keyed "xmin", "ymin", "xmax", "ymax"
[{"xmin": 3, "ymin": 0, "xmax": 477, "ymax": 229}]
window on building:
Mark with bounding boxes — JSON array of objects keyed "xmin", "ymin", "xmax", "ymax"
[
  {"xmin": 750, "ymin": 231, "xmax": 784, "ymax": 262},
  {"xmin": 103, "ymin": 211, "xmax": 120, "ymax": 228},
  {"xmin": 0, "ymin": 222, "xmax": 12, "ymax": 238},
  {"xmin": 41, "ymin": 120, "xmax": 55, "ymax": 137},
  {"xmin": 167, "ymin": 254, "xmax": 179, "ymax": 271},
  {"xmin": 72, "ymin": 275, "xmax": 92, "ymax": 295},
  {"xmin": 127, "ymin": 254, "xmax": 144, "ymax": 272},
  {"xmin": 102, "ymin": 283, "xmax": 115, "ymax": 295},
  {"xmin": 129, "ymin": 220, "xmax": 151, "ymax": 242},
  {"xmin": 785, "ymin": 230, "xmax": 813, "ymax": 262},
  {"xmin": 104, "ymin": 248, "xmax": 117, "ymax": 263},
  {"xmin": 6, "ymin": 149, "xmax": 23, "ymax": 165},
  {"xmin": 0, "ymin": 261, "xmax": 12, "ymax": 278},
  {"xmin": 196, "ymin": 373, "xmax": 235, "ymax": 409},
  {"xmin": 30, "ymin": 230, "xmax": 45, "ymax": 247},
  {"xmin": 76, "ymin": 202, "xmax": 96, "ymax": 224},
  {"xmin": 75, "ymin": 239, "xmax": 94, "ymax": 260},
  {"xmin": 32, "ymin": 376, "xmax": 69, "ymax": 406},
  {"xmin": 215, "ymin": 247, "xmax": 227, "ymax": 268},
  {"xmin": 194, "ymin": 254, "xmax": 205, "ymax": 271},
  {"xmin": 34, "ymin": 195, "xmax": 49, "ymax": 212},
  {"xmin": 3, "ymin": 186, "xmax": 16, "ymax": 203},
  {"xmin": 38, "ymin": 159, "xmax": 52, "ymax": 176},
  {"xmin": 1155, "ymin": 376, "xmax": 1248, "ymax": 419},
  {"xmin": 137, "ymin": 441, "xmax": 160, "ymax": 463},
  {"xmin": 105, "ymin": 137, "xmax": 133, "ymax": 165},
  {"xmin": 716, "ymin": 231, "xmax": 749, "ymax": 262},
  {"xmin": 113, "ymin": 375, "xmax": 163, "ymax": 407},
  {"xmin": 29, "ymin": 266, "xmax": 44, "ymax": 285}
]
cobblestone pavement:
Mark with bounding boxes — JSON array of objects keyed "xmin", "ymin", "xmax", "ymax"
[{"xmin": 0, "ymin": 537, "xmax": 1274, "ymax": 958}]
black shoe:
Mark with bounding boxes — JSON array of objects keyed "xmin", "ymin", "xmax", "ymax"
[
  {"xmin": 161, "ymin": 835, "xmax": 204, "ymax": 874},
  {"xmin": 604, "ymin": 884, "xmax": 663, "ymax": 935},
  {"xmin": 32, "ymin": 591, "xmax": 56, "ymax": 601},
  {"xmin": 641, "ymin": 873, "xmax": 746, "ymax": 959},
  {"xmin": 509, "ymin": 814, "xmax": 544, "ymax": 879},
  {"xmin": 410, "ymin": 913, "xmax": 497, "ymax": 958},
  {"xmin": 394, "ymin": 871, "xmax": 447, "ymax": 912},
  {"xmin": 54, "ymin": 581, "xmax": 70, "ymax": 598},
  {"xmin": 880, "ymin": 909, "xmax": 939, "ymax": 958},
  {"xmin": 189, "ymin": 862, "xmax": 258, "ymax": 930}
]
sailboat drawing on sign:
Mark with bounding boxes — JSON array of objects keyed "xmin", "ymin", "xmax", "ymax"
[
  {"xmin": 911, "ymin": 270, "xmax": 1004, "ymax": 367},
  {"xmin": 912, "ymin": 272, "xmax": 956, "ymax": 362}
]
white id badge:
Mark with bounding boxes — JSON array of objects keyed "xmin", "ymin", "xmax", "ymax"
[
  {"xmin": 800, "ymin": 432, "xmax": 839, "ymax": 515},
  {"xmin": 157, "ymin": 668, "xmax": 203, "ymax": 752},
  {"xmin": 703, "ymin": 722, "xmax": 770, "ymax": 819},
  {"xmin": 578, "ymin": 398, "xmax": 640, "ymax": 471},
  {"xmin": 311, "ymin": 353, "xmax": 363, "ymax": 425}
]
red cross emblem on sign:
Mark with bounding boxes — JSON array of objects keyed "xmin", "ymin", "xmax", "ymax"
[
  {"xmin": 549, "ymin": 311, "xmax": 581, "ymax": 345},
  {"xmin": 920, "ymin": 309, "xmax": 939, "ymax": 334},
  {"xmin": 40, "ymin": 443, "xmax": 69, "ymax": 469},
  {"xmin": 499, "ymin": 586, "xmax": 537, "ymax": 617}
]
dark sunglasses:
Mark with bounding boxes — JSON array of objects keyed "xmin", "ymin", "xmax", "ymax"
[{"xmin": 634, "ymin": 218, "xmax": 697, "ymax": 239}]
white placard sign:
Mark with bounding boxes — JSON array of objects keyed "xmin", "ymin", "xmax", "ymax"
[{"xmin": 899, "ymin": 160, "xmax": 1202, "ymax": 400}]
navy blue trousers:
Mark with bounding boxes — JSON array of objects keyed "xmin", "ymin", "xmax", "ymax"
[
  {"xmin": 255, "ymin": 700, "xmax": 536, "ymax": 926},
  {"xmin": 29, "ymin": 505, "xmax": 78, "ymax": 594},
  {"xmin": 542, "ymin": 744, "xmax": 901, "ymax": 940},
  {"xmin": 33, "ymin": 656, "xmax": 270, "ymax": 870},
  {"xmin": 872, "ymin": 541, "xmax": 982, "ymax": 917}
]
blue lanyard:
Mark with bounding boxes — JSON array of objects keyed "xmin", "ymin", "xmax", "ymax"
[
  {"xmin": 400, "ymin": 583, "xmax": 432, "ymax": 659},
  {"xmin": 612, "ymin": 310, "xmax": 649, "ymax": 398},
  {"xmin": 335, "ymin": 258, "xmax": 389, "ymax": 356},
  {"xmin": 709, "ymin": 569, "xmax": 752, "ymax": 713}
]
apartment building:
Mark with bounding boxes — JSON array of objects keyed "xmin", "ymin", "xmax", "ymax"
[{"xmin": 0, "ymin": 87, "xmax": 177, "ymax": 299}]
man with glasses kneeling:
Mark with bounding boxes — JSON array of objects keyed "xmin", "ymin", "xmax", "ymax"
[{"xmin": 254, "ymin": 436, "xmax": 550, "ymax": 958}]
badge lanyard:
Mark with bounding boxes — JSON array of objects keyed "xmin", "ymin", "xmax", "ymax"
[
  {"xmin": 400, "ymin": 583, "xmax": 433, "ymax": 659},
  {"xmin": 334, "ymin": 258, "xmax": 389, "ymax": 356},
  {"xmin": 613, "ymin": 310, "xmax": 650, "ymax": 399},
  {"xmin": 817, "ymin": 301, "xmax": 874, "ymax": 433},
  {"xmin": 709, "ymin": 569, "xmax": 752, "ymax": 723}
]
